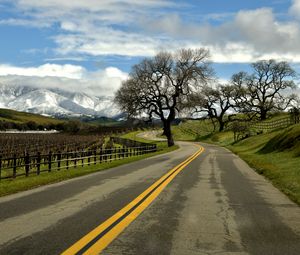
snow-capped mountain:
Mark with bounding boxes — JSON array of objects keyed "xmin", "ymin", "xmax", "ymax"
[{"xmin": 0, "ymin": 84, "xmax": 119, "ymax": 117}]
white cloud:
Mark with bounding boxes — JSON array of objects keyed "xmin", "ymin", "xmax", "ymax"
[
  {"xmin": 233, "ymin": 8, "xmax": 300, "ymax": 54},
  {"xmin": 83, "ymin": 67, "xmax": 128, "ymax": 96},
  {"xmin": 3, "ymin": 0, "xmax": 179, "ymax": 57},
  {"xmin": 143, "ymin": 7, "xmax": 300, "ymax": 63},
  {"xmin": 0, "ymin": 64, "xmax": 128, "ymax": 96},
  {"xmin": 0, "ymin": 18, "xmax": 50, "ymax": 28},
  {"xmin": 17, "ymin": 0, "xmax": 171, "ymax": 10},
  {"xmin": 290, "ymin": 0, "xmax": 300, "ymax": 18},
  {"xmin": 11, "ymin": 0, "xmax": 173, "ymax": 25},
  {"xmin": 2, "ymin": 0, "xmax": 300, "ymax": 63},
  {"xmin": 0, "ymin": 64, "xmax": 85, "ymax": 79},
  {"xmin": 53, "ymin": 29, "xmax": 160, "ymax": 57}
]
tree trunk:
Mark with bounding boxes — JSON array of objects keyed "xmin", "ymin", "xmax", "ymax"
[
  {"xmin": 218, "ymin": 120, "xmax": 225, "ymax": 132},
  {"xmin": 260, "ymin": 109, "xmax": 267, "ymax": 121},
  {"xmin": 217, "ymin": 115, "xmax": 225, "ymax": 132},
  {"xmin": 163, "ymin": 120, "xmax": 174, "ymax": 147}
]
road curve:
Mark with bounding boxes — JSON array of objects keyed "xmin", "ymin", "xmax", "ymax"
[{"xmin": 0, "ymin": 139, "xmax": 300, "ymax": 254}]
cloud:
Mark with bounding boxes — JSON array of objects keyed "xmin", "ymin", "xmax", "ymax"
[
  {"xmin": 0, "ymin": 64, "xmax": 128, "ymax": 96},
  {"xmin": 16, "ymin": 0, "xmax": 172, "ymax": 10},
  {"xmin": 1, "ymin": 0, "xmax": 177, "ymax": 58},
  {"xmin": 143, "ymin": 7, "xmax": 300, "ymax": 63},
  {"xmin": 290, "ymin": 0, "xmax": 300, "ymax": 18},
  {"xmin": 0, "ymin": 63, "xmax": 85, "ymax": 79},
  {"xmin": 53, "ymin": 29, "xmax": 160, "ymax": 57},
  {"xmin": 2, "ymin": 0, "xmax": 300, "ymax": 64},
  {"xmin": 0, "ymin": 18, "xmax": 50, "ymax": 28},
  {"xmin": 10, "ymin": 0, "xmax": 174, "ymax": 25},
  {"xmin": 234, "ymin": 8, "xmax": 300, "ymax": 54}
]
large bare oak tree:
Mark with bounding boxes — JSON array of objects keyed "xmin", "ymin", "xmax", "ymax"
[
  {"xmin": 114, "ymin": 48, "xmax": 213, "ymax": 146},
  {"xmin": 231, "ymin": 60, "xmax": 297, "ymax": 120}
]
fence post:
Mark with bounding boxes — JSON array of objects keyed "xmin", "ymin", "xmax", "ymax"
[
  {"xmin": 0, "ymin": 155, "xmax": 2, "ymax": 180},
  {"xmin": 13, "ymin": 154, "xmax": 17, "ymax": 178},
  {"xmin": 81, "ymin": 151, "xmax": 84, "ymax": 167},
  {"xmin": 37, "ymin": 152, "xmax": 41, "ymax": 175},
  {"xmin": 94, "ymin": 149, "xmax": 97, "ymax": 164},
  {"xmin": 116, "ymin": 147, "xmax": 120, "ymax": 160},
  {"xmin": 74, "ymin": 151, "xmax": 77, "ymax": 168},
  {"xmin": 48, "ymin": 151, "xmax": 52, "ymax": 172},
  {"xmin": 57, "ymin": 151, "xmax": 61, "ymax": 170},
  {"xmin": 109, "ymin": 148, "xmax": 112, "ymax": 162},
  {"xmin": 88, "ymin": 150, "xmax": 91, "ymax": 166},
  {"xmin": 122, "ymin": 146, "xmax": 125, "ymax": 159},
  {"xmin": 25, "ymin": 152, "xmax": 30, "ymax": 177},
  {"xmin": 66, "ymin": 152, "xmax": 69, "ymax": 170},
  {"xmin": 100, "ymin": 148, "xmax": 103, "ymax": 163}
]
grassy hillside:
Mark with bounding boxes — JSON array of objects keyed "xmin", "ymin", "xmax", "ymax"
[
  {"xmin": 172, "ymin": 119, "xmax": 300, "ymax": 205},
  {"xmin": 0, "ymin": 108, "xmax": 63, "ymax": 125},
  {"xmin": 172, "ymin": 119, "xmax": 215, "ymax": 141},
  {"xmin": 226, "ymin": 125, "xmax": 300, "ymax": 204}
]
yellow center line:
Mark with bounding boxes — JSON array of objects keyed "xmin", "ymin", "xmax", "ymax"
[{"xmin": 62, "ymin": 144, "xmax": 204, "ymax": 255}]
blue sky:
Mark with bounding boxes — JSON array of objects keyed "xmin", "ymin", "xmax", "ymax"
[{"xmin": 0, "ymin": 0, "xmax": 300, "ymax": 95}]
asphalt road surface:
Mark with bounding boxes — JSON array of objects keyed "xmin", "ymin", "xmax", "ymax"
[{"xmin": 0, "ymin": 137, "xmax": 300, "ymax": 254}]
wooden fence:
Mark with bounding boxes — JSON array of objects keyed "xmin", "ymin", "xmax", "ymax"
[
  {"xmin": 249, "ymin": 115, "xmax": 296, "ymax": 131},
  {"xmin": 229, "ymin": 114, "xmax": 300, "ymax": 141},
  {"xmin": 0, "ymin": 137, "xmax": 157, "ymax": 180}
]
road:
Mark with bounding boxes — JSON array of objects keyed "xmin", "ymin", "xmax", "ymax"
[{"xmin": 0, "ymin": 137, "xmax": 300, "ymax": 254}]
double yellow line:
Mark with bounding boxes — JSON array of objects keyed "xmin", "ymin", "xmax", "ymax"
[{"xmin": 62, "ymin": 144, "xmax": 204, "ymax": 255}]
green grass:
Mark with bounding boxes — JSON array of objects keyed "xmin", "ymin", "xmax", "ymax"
[
  {"xmin": 172, "ymin": 118, "xmax": 300, "ymax": 205},
  {"xmin": 0, "ymin": 108, "xmax": 63, "ymax": 125},
  {"xmin": 121, "ymin": 130, "xmax": 152, "ymax": 142},
  {"xmin": 171, "ymin": 126, "xmax": 196, "ymax": 141},
  {"xmin": 120, "ymin": 130, "xmax": 175, "ymax": 151},
  {"xmin": 0, "ymin": 130, "xmax": 178, "ymax": 197},
  {"xmin": 171, "ymin": 119, "xmax": 215, "ymax": 141},
  {"xmin": 225, "ymin": 125, "xmax": 300, "ymax": 204}
]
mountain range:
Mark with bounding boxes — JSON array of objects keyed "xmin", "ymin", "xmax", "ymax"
[{"xmin": 0, "ymin": 84, "xmax": 119, "ymax": 117}]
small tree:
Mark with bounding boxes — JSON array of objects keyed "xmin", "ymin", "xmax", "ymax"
[
  {"xmin": 231, "ymin": 60, "xmax": 298, "ymax": 120},
  {"xmin": 187, "ymin": 84, "xmax": 236, "ymax": 131},
  {"xmin": 115, "ymin": 48, "xmax": 213, "ymax": 146}
]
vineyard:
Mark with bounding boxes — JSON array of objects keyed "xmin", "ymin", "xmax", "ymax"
[
  {"xmin": 0, "ymin": 133, "xmax": 157, "ymax": 180},
  {"xmin": 249, "ymin": 115, "xmax": 296, "ymax": 132},
  {"xmin": 172, "ymin": 112, "xmax": 300, "ymax": 143}
]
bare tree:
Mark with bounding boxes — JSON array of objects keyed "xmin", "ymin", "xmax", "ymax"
[
  {"xmin": 231, "ymin": 60, "xmax": 298, "ymax": 120},
  {"xmin": 114, "ymin": 48, "xmax": 213, "ymax": 146},
  {"xmin": 187, "ymin": 84, "xmax": 236, "ymax": 131}
]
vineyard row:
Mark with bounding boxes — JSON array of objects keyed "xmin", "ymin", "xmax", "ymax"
[{"xmin": 0, "ymin": 137, "xmax": 157, "ymax": 180}]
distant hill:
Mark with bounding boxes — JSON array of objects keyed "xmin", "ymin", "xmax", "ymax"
[
  {"xmin": 78, "ymin": 116, "xmax": 122, "ymax": 126},
  {"xmin": 0, "ymin": 108, "xmax": 63, "ymax": 125},
  {"xmin": 0, "ymin": 108, "xmax": 127, "ymax": 133}
]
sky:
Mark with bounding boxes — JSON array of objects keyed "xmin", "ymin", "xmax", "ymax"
[{"xmin": 0, "ymin": 0, "xmax": 300, "ymax": 96}]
